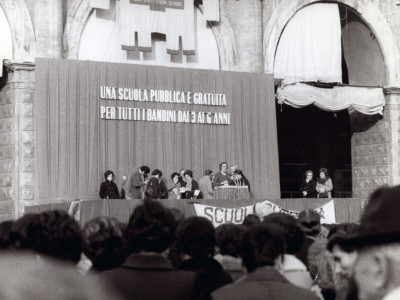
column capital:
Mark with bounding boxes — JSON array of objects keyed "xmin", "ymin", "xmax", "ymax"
[{"xmin": 4, "ymin": 60, "xmax": 35, "ymax": 73}]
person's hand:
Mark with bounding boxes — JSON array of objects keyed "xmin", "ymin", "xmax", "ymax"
[
  {"xmin": 320, "ymin": 188, "xmax": 326, "ymax": 193},
  {"xmin": 302, "ymin": 191, "xmax": 307, "ymax": 196}
]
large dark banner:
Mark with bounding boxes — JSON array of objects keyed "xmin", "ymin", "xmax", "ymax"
[{"xmin": 35, "ymin": 58, "xmax": 280, "ymax": 202}]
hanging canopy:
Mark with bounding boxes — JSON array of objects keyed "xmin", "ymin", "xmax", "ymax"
[
  {"xmin": 274, "ymin": 3, "xmax": 342, "ymax": 84},
  {"xmin": 277, "ymin": 83, "xmax": 385, "ymax": 115}
]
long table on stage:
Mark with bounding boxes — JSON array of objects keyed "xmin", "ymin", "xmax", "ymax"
[
  {"xmin": 214, "ymin": 186, "xmax": 250, "ymax": 199},
  {"xmin": 25, "ymin": 198, "xmax": 367, "ymax": 226}
]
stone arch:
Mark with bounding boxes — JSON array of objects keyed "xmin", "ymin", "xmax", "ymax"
[
  {"xmin": 263, "ymin": 0, "xmax": 400, "ymax": 87},
  {"xmin": 64, "ymin": 0, "xmax": 238, "ymax": 70},
  {"xmin": 0, "ymin": 0, "xmax": 35, "ymax": 61}
]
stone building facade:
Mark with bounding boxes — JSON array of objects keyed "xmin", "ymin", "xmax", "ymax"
[{"xmin": 0, "ymin": 0, "xmax": 400, "ymax": 218}]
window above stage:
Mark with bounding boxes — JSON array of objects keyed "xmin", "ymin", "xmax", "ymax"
[{"xmin": 79, "ymin": 0, "xmax": 219, "ymax": 70}]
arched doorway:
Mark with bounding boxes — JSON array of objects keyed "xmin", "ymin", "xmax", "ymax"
[{"xmin": 271, "ymin": 2, "xmax": 389, "ymax": 198}]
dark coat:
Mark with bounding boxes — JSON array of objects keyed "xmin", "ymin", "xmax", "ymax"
[
  {"xmin": 145, "ymin": 177, "xmax": 168, "ymax": 199},
  {"xmin": 99, "ymin": 253, "xmax": 199, "ymax": 300},
  {"xmin": 180, "ymin": 179, "xmax": 202, "ymax": 199},
  {"xmin": 179, "ymin": 256, "xmax": 232, "ymax": 299},
  {"xmin": 99, "ymin": 181, "xmax": 120, "ymax": 199},
  {"xmin": 300, "ymin": 179, "xmax": 317, "ymax": 198},
  {"xmin": 211, "ymin": 266, "xmax": 319, "ymax": 300}
]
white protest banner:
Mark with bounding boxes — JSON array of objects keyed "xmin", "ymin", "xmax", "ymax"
[
  {"xmin": 193, "ymin": 203, "xmax": 254, "ymax": 227},
  {"xmin": 255, "ymin": 200, "xmax": 336, "ymax": 224}
]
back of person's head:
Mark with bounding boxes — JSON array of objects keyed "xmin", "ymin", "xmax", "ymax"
[
  {"xmin": 0, "ymin": 220, "xmax": 13, "ymax": 249},
  {"xmin": 204, "ymin": 169, "xmax": 213, "ymax": 176},
  {"xmin": 175, "ymin": 216, "xmax": 216, "ymax": 258},
  {"xmin": 233, "ymin": 169, "xmax": 243, "ymax": 176},
  {"xmin": 125, "ymin": 199, "xmax": 175, "ymax": 254},
  {"xmin": 298, "ymin": 209, "xmax": 321, "ymax": 237},
  {"xmin": 9, "ymin": 210, "xmax": 82, "ymax": 263},
  {"xmin": 104, "ymin": 170, "xmax": 114, "ymax": 179},
  {"xmin": 216, "ymin": 223, "xmax": 247, "ymax": 258},
  {"xmin": 151, "ymin": 169, "xmax": 162, "ymax": 177},
  {"xmin": 262, "ymin": 213, "xmax": 304, "ymax": 254},
  {"xmin": 140, "ymin": 165, "xmax": 150, "ymax": 174},
  {"xmin": 170, "ymin": 207, "xmax": 185, "ymax": 225},
  {"xmin": 82, "ymin": 217, "xmax": 125, "ymax": 271},
  {"xmin": 327, "ymin": 224, "xmax": 359, "ymax": 252},
  {"xmin": 242, "ymin": 214, "xmax": 261, "ymax": 228},
  {"xmin": 241, "ymin": 224, "xmax": 285, "ymax": 273}
]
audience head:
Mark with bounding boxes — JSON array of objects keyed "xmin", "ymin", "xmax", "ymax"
[
  {"xmin": 298, "ymin": 209, "xmax": 321, "ymax": 237},
  {"xmin": 125, "ymin": 199, "xmax": 175, "ymax": 254},
  {"xmin": 151, "ymin": 169, "xmax": 162, "ymax": 178},
  {"xmin": 175, "ymin": 216, "xmax": 216, "ymax": 258},
  {"xmin": 82, "ymin": 217, "xmax": 125, "ymax": 271},
  {"xmin": 139, "ymin": 165, "xmax": 150, "ymax": 175},
  {"xmin": 216, "ymin": 224, "xmax": 247, "ymax": 258},
  {"xmin": 170, "ymin": 207, "xmax": 185, "ymax": 225},
  {"xmin": 341, "ymin": 185, "xmax": 400, "ymax": 300},
  {"xmin": 219, "ymin": 162, "xmax": 228, "ymax": 172},
  {"xmin": 262, "ymin": 213, "xmax": 304, "ymax": 255},
  {"xmin": 9, "ymin": 211, "xmax": 82, "ymax": 263},
  {"xmin": 241, "ymin": 224, "xmax": 285, "ymax": 273},
  {"xmin": 104, "ymin": 170, "xmax": 114, "ymax": 181},
  {"xmin": 0, "ymin": 220, "xmax": 13, "ymax": 249},
  {"xmin": 242, "ymin": 214, "xmax": 261, "ymax": 228}
]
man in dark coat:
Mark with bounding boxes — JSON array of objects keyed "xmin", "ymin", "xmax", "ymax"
[
  {"xmin": 99, "ymin": 200, "xmax": 199, "ymax": 300},
  {"xmin": 212, "ymin": 224, "xmax": 319, "ymax": 300}
]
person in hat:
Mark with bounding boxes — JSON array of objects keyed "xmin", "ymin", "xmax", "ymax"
[{"xmin": 341, "ymin": 185, "xmax": 400, "ymax": 300}]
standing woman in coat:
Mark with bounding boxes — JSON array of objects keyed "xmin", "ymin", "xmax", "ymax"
[
  {"xmin": 316, "ymin": 168, "xmax": 333, "ymax": 198},
  {"xmin": 99, "ymin": 170, "xmax": 120, "ymax": 199},
  {"xmin": 299, "ymin": 170, "xmax": 317, "ymax": 198}
]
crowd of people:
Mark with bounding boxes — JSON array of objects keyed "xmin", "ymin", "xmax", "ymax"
[
  {"xmin": 1, "ymin": 184, "xmax": 399, "ymax": 299},
  {"xmin": 300, "ymin": 168, "xmax": 334, "ymax": 198},
  {"xmin": 99, "ymin": 162, "xmax": 251, "ymax": 200}
]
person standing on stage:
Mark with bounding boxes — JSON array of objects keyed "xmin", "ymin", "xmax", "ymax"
[
  {"xmin": 213, "ymin": 162, "xmax": 232, "ymax": 187},
  {"xmin": 99, "ymin": 170, "xmax": 120, "ymax": 199},
  {"xmin": 126, "ymin": 166, "xmax": 150, "ymax": 199},
  {"xmin": 316, "ymin": 168, "xmax": 333, "ymax": 198},
  {"xmin": 180, "ymin": 170, "xmax": 201, "ymax": 199},
  {"xmin": 199, "ymin": 169, "xmax": 214, "ymax": 199},
  {"xmin": 299, "ymin": 170, "xmax": 317, "ymax": 198}
]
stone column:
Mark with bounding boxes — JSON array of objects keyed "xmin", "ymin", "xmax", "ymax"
[
  {"xmin": 2, "ymin": 61, "xmax": 35, "ymax": 219},
  {"xmin": 35, "ymin": 0, "xmax": 63, "ymax": 58}
]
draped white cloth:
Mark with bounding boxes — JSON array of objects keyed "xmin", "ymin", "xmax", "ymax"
[
  {"xmin": 277, "ymin": 83, "xmax": 385, "ymax": 115},
  {"xmin": 274, "ymin": 3, "xmax": 342, "ymax": 84}
]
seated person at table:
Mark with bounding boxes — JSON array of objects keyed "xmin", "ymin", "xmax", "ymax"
[
  {"xmin": 213, "ymin": 162, "xmax": 233, "ymax": 187},
  {"xmin": 199, "ymin": 169, "xmax": 214, "ymax": 199},
  {"xmin": 180, "ymin": 170, "xmax": 202, "ymax": 199},
  {"xmin": 99, "ymin": 170, "xmax": 120, "ymax": 199},
  {"xmin": 230, "ymin": 169, "xmax": 250, "ymax": 192}
]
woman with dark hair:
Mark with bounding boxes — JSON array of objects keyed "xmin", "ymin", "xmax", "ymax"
[
  {"xmin": 99, "ymin": 200, "xmax": 198, "ymax": 300},
  {"xmin": 144, "ymin": 169, "xmax": 168, "ymax": 199},
  {"xmin": 180, "ymin": 170, "xmax": 201, "ymax": 199},
  {"xmin": 316, "ymin": 168, "xmax": 333, "ymax": 198},
  {"xmin": 175, "ymin": 216, "xmax": 232, "ymax": 299},
  {"xmin": 99, "ymin": 170, "xmax": 120, "ymax": 199},
  {"xmin": 300, "ymin": 170, "xmax": 317, "ymax": 198},
  {"xmin": 167, "ymin": 172, "xmax": 181, "ymax": 199},
  {"xmin": 230, "ymin": 169, "xmax": 251, "ymax": 192}
]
